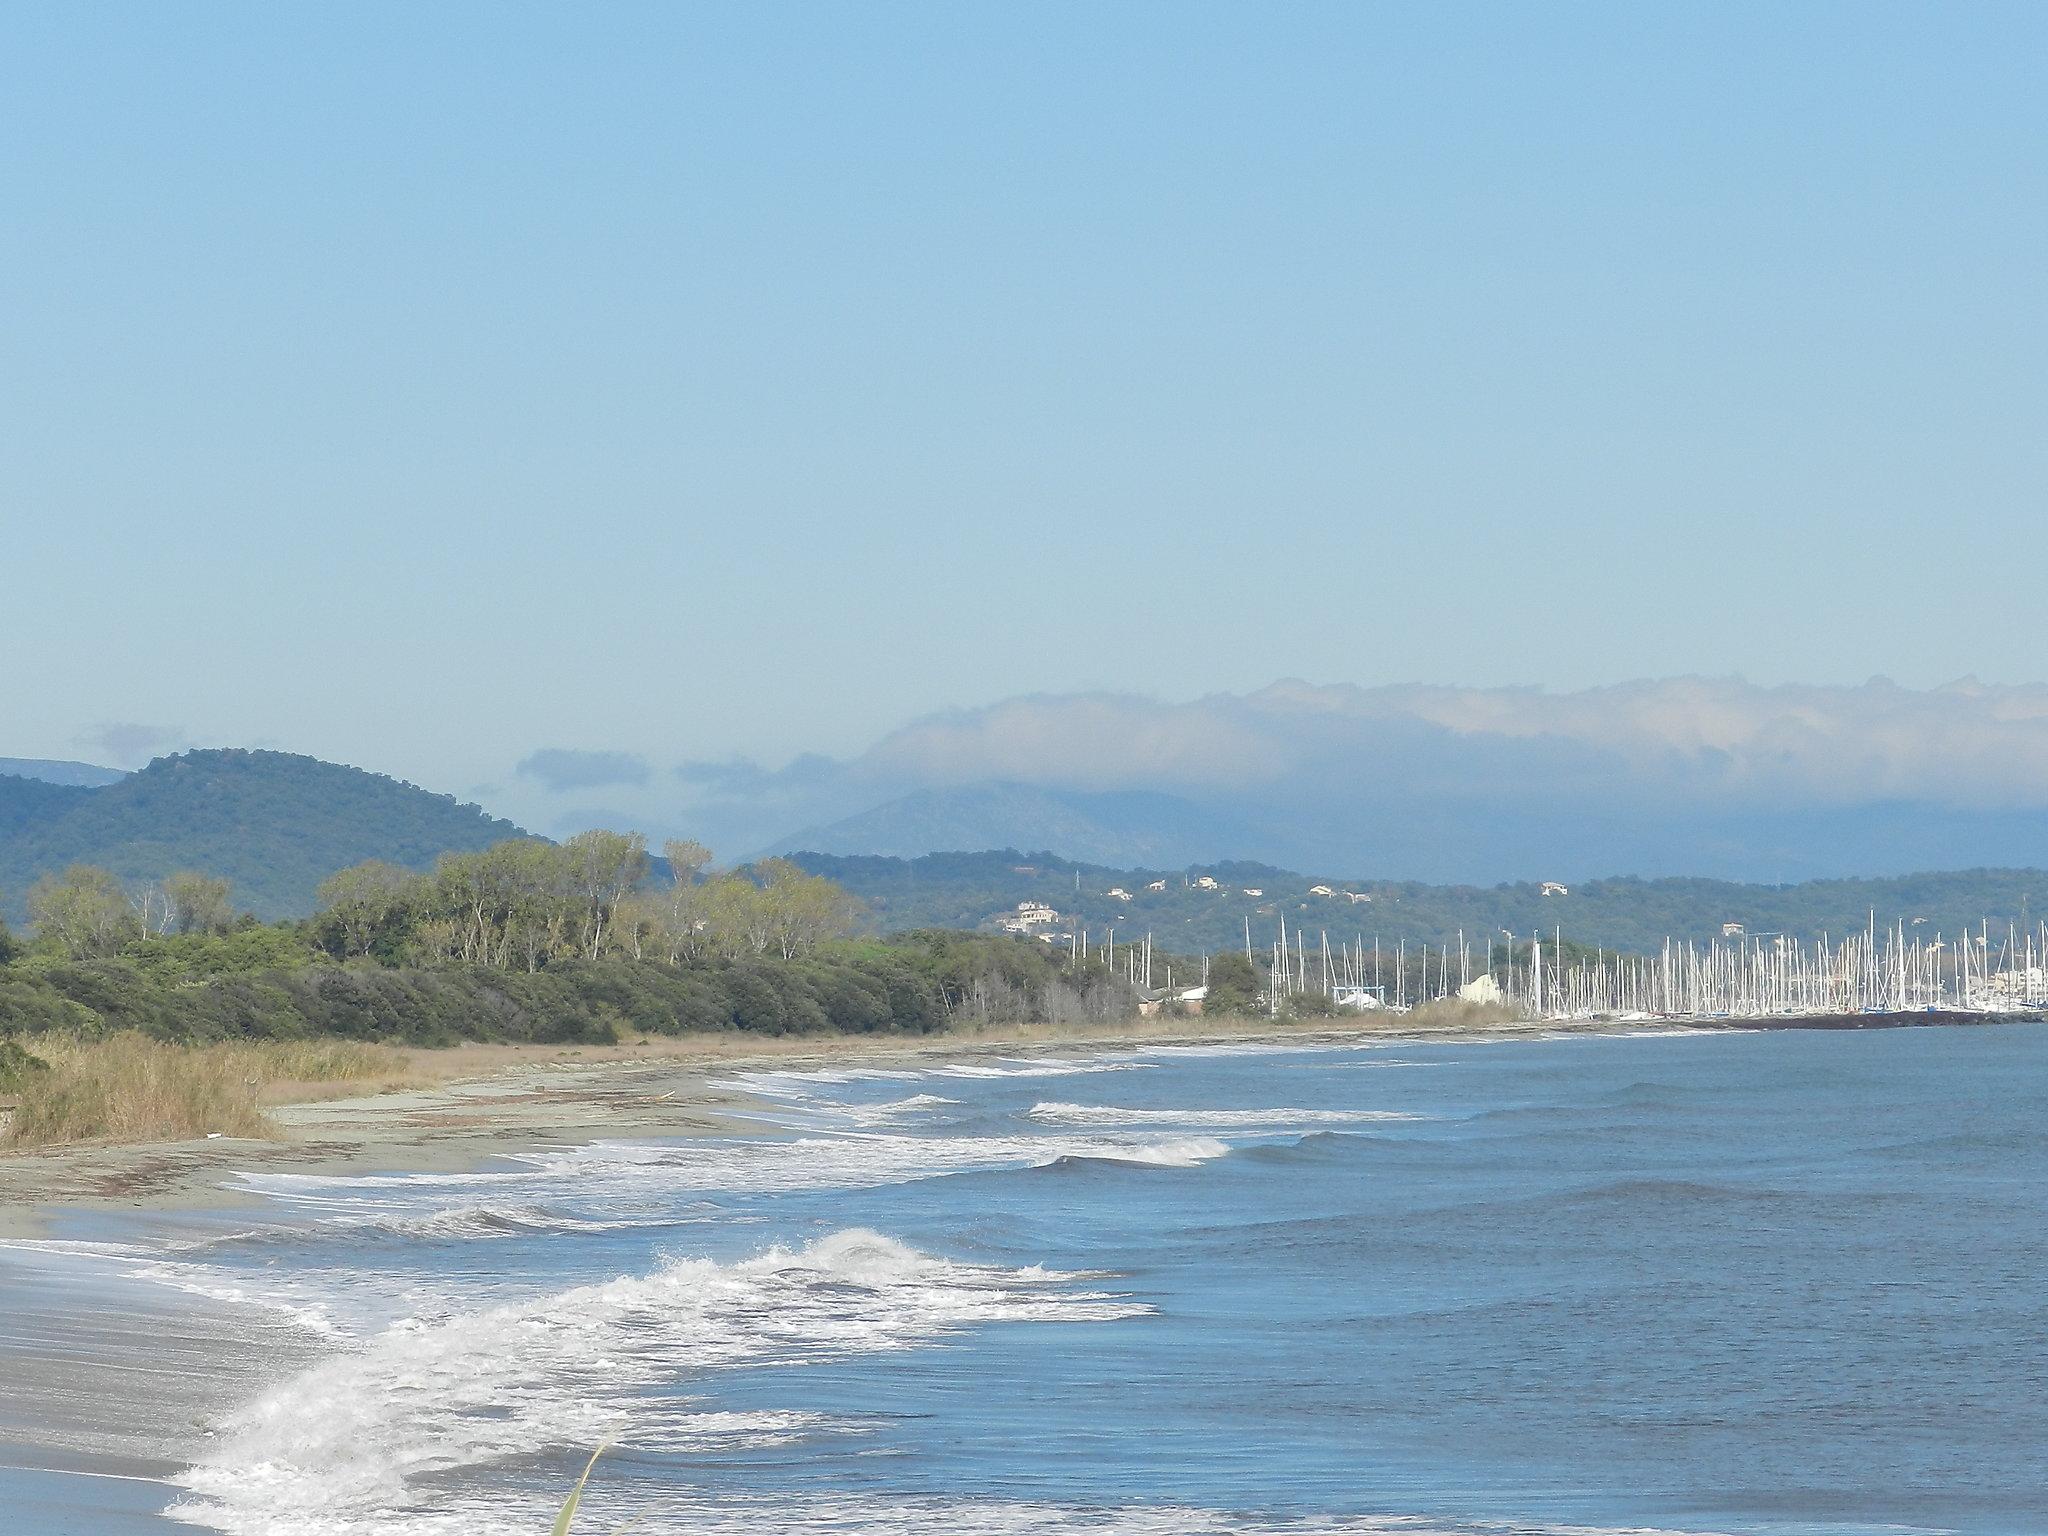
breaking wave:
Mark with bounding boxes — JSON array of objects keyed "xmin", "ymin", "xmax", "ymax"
[
  {"xmin": 1029, "ymin": 1101, "xmax": 1420, "ymax": 1128},
  {"xmin": 167, "ymin": 1229, "xmax": 1146, "ymax": 1535}
]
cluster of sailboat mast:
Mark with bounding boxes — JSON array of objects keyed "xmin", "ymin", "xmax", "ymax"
[{"xmin": 1066, "ymin": 914, "xmax": 2048, "ymax": 1019}]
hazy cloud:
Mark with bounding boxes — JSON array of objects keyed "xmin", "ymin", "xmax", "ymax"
[
  {"xmin": 76, "ymin": 721, "xmax": 185, "ymax": 767},
  {"xmin": 830, "ymin": 677, "xmax": 2048, "ymax": 810},
  {"xmin": 665, "ymin": 677, "xmax": 2048, "ymax": 868},
  {"xmin": 515, "ymin": 748, "xmax": 651, "ymax": 794}
]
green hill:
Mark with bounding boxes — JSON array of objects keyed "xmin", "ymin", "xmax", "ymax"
[
  {"xmin": 783, "ymin": 849, "xmax": 2048, "ymax": 955},
  {"xmin": 0, "ymin": 749, "xmax": 527, "ymax": 923}
]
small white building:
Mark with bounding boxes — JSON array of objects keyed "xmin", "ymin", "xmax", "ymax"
[
  {"xmin": 1193, "ymin": 876, "xmax": 1221, "ymax": 891},
  {"xmin": 1242, "ymin": 888, "xmax": 1263, "ymax": 897},
  {"xmin": 1308, "ymin": 884, "xmax": 1335, "ymax": 897},
  {"xmin": 1145, "ymin": 879, "xmax": 1167, "ymax": 892},
  {"xmin": 1106, "ymin": 887, "xmax": 1133, "ymax": 902},
  {"xmin": 1540, "ymin": 881, "xmax": 1569, "ymax": 897},
  {"xmin": 1345, "ymin": 891, "xmax": 1373, "ymax": 904},
  {"xmin": 1721, "ymin": 921, "xmax": 1745, "ymax": 938}
]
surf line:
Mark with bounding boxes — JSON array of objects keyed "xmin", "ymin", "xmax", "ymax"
[{"xmin": 0, "ymin": 1461, "xmax": 179, "ymax": 1486}]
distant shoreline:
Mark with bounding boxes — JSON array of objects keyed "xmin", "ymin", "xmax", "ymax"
[
  {"xmin": 0, "ymin": 1012, "xmax": 1621, "ymax": 1241},
  {"xmin": 4, "ymin": 1009, "xmax": 2039, "ymax": 1243}
]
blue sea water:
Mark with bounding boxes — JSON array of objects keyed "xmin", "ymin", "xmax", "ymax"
[{"xmin": 4, "ymin": 1022, "xmax": 2045, "ymax": 1535}]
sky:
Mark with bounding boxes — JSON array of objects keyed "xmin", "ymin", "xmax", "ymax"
[{"xmin": 4, "ymin": 2, "xmax": 2045, "ymax": 853}]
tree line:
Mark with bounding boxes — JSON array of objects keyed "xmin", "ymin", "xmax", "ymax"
[
  {"xmin": 311, "ymin": 834, "xmax": 861, "ymax": 970},
  {"xmin": 0, "ymin": 833, "xmax": 1151, "ymax": 1045},
  {"xmin": 7, "ymin": 832, "xmax": 863, "ymax": 972}
]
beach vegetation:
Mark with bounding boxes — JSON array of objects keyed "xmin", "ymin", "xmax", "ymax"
[
  {"xmin": 1203, "ymin": 952, "xmax": 1260, "ymax": 1015},
  {"xmin": 0, "ymin": 1037, "xmax": 48, "ymax": 1093},
  {"xmin": 0, "ymin": 1032, "xmax": 410, "ymax": 1149}
]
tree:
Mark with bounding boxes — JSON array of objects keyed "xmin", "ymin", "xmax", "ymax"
[
  {"xmin": 1203, "ymin": 952, "xmax": 1259, "ymax": 1015},
  {"xmin": 662, "ymin": 839, "xmax": 711, "ymax": 885},
  {"xmin": 562, "ymin": 830, "xmax": 649, "ymax": 961},
  {"xmin": 756, "ymin": 858, "xmax": 862, "ymax": 959},
  {"xmin": 658, "ymin": 840, "xmax": 714, "ymax": 964},
  {"xmin": 28, "ymin": 865, "xmax": 143, "ymax": 959},
  {"xmin": 315, "ymin": 860, "xmax": 420, "ymax": 960},
  {"xmin": 0, "ymin": 911, "xmax": 19, "ymax": 966},
  {"xmin": 162, "ymin": 871, "xmax": 236, "ymax": 936}
]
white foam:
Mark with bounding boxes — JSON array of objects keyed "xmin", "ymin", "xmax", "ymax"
[
  {"xmin": 167, "ymin": 1229, "xmax": 1147, "ymax": 1535},
  {"xmin": 1030, "ymin": 1102, "xmax": 1420, "ymax": 1129},
  {"xmin": 231, "ymin": 1123, "xmax": 1237, "ymax": 1206},
  {"xmin": 843, "ymin": 1091, "xmax": 962, "ymax": 1125},
  {"xmin": 174, "ymin": 1478, "xmax": 1744, "ymax": 1536},
  {"xmin": 928, "ymin": 1056, "xmax": 1153, "ymax": 1079},
  {"xmin": 713, "ymin": 1066, "xmax": 925, "ymax": 1097},
  {"xmin": 1079, "ymin": 1135, "xmax": 1234, "ymax": 1167}
]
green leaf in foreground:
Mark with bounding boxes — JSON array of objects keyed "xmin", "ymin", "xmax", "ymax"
[{"xmin": 552, "ymin": 1445, "xmax": 606, "ymax": 1536}]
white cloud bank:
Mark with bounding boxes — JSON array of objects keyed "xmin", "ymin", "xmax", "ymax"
[
  {"xmin": 841, "ymin": 677, "xmax": 2048, "ymax": 809},
  {"xmin": 658, "ymin": 677, "xmax": 2048, "ymax": 880}
]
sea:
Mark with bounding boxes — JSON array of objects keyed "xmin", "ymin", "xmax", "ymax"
[{"xmin": 2, "ymin": 1021, "xmax": 2044, "ymax": 1536}]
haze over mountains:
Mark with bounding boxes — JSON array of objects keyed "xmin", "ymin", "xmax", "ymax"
[
  {"xmin": 6, "ymin": 743, "xmax": 2048, "ymax": 952},
  {"xmin": 0, "ymin": 758, "xmax": 127, "ymax": 789},
  {"xmin": 499, "ymin": 678, "xmax": 2048, "ymax": 884}
]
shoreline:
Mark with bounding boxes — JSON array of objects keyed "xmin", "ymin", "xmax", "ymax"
[
  {"xmin": 0, "ymin": 1013, "xmax": 1603, "ymax": 1241},
  {"xmin": 3, "ymin": 1007, "xmax": 2026, "ymax": 1242}
]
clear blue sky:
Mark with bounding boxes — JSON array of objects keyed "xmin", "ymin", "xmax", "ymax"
[{"xmin": 5, "ymin": 2, "xmax": 2043, "ymax": 815}]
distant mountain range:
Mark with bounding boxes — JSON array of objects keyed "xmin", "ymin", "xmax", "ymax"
[
  {"xmin": 0, "ymin": 749, "xmax": 527, "ymax": 923},
  {"xmin": 765, "ymin": 782, "xmax": 1266, "ymax": 867},
  {"xmin": 763, "ymin": 778, "xmax": 2048, "ymax": 886},
  {"xmin": 9, "ymin": 744, "xmax": 2048, "ymax": 954},
  {"xmin": 782, "ymin": 848, "xmax": 2048, "ymax": 956},
  {"xmin": 0, "ymin": 757, "xmax": 127, "ymax": 789}
]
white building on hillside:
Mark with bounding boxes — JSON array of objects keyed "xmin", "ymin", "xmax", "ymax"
[{"xmin": 999, "ymin": 902, "xmax": 1061, "ymax": 933}]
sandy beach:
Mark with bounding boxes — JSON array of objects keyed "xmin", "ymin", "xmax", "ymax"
[{"xmin": 0, "ymin": 1015, "xmax": 1549, "ymax": 1242}]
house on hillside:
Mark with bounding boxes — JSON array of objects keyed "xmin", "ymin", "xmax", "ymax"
[
  {"xmin": 1308, "ymin": 884, "xmax": 1335, "ymax": 897},
  {"xmin": 1540, "ymin": 881, "xmax": 1569, "ymax": 897},
  {"xmin": 1721, "ymin": 921, "xmax": 1745, "ymax": 938},
  {"xmin": 1106, "ymin": 887, "xmax": 1133, "ymax": 902},
  {"xmin": 1193, "ymin": 876, "xmax": 1221, "ymax": 891},
  {"xmin": 1345, "ymin": 891, "xmax": 1372, "ymax": 904},
  {"xmin": 1146, "ymin": 879, "xmax": 1167, "ymax": 892},
  {"xmin": 1242, "ymin": 887, "xmax": 1263, "ymax": 897},
  {"xmin": 998, "ymin": 901, "xmax": 1061, "ymax": 933}
]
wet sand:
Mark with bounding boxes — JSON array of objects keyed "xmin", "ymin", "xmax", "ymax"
[{"xmin": 0, "ymin": 1013, "xmax": 1574, "ymax": 1241}]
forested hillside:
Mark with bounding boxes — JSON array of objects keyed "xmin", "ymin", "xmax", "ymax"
[
  {"xmin": 783, "ymin": 849, "xmax": 2048, "ymax": 954},
  {"xmin": 0, "ymin": 750, "xmax": 526, "ymax": 922}
]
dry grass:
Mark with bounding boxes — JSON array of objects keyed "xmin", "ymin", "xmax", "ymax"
[
  {"xmin": 1402, "ymin": 997, "xmax": 1522, "ymax": 1029},
  {"xmin": 1, "ymin": 1034, "xmax": 415, "ymax": 1150}
]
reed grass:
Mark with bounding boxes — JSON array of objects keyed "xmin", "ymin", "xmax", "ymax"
[
  {"xmin": 0, "ymin": 1033, "xmax": 412, "ymax": 1149},
  {"xmin": 1402, "ymin": 996, "xmax": 1521, "ymax": 1028}
]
